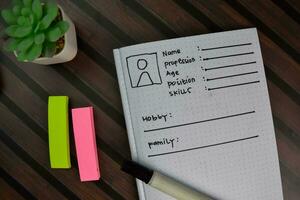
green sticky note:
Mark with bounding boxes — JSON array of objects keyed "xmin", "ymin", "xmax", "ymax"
[{"xmin": 48, "ymin": 96, "xmax": 71, "ymax": 168}]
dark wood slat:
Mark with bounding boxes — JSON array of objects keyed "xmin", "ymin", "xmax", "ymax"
[
  {"xmin": 274, "ymin": 114, "xmax": 300, "ymax": 180},
  {"xmin": 76, "ymin": 37, "xmax": 117, "ymax": 78},
  {"xmin": 0, "ymin": 139, "xmax": 67, "ymax": 200},
  {"xmin": 280, "ymin": 163, "xmax": 300, "ymax": 200},
  {"xmin": 268, "ymin": 81, "xmax": 300, "ymax": 137},
  {"xmin": 286, "ymin": 0, "xmax": 300, "ymax": 13},
  {"xmin": 224, "ymin": 0, "xmax": 300, "ymax": 64},
  {"xmin": 56, "ymin": 0, "xmax": 124, "ymax": 63},
  {"xmin": 273, "ymin": 116, "xmax": 300, "ymax": 152},
  {"xmin": 136, "ymin": 0, "xmax": 210, "ymax": 35},
  {"xmin": 271, "ymin": 0, "xmax": 300, "ymax": 24},
  {"xmin": 67, "ymin": 51, "xmax": 123, "ymax": 112},
  {"xmin": 264, "ymin": 67, "xmax": 300, "ymax": 107},
  {"xmin": 236, "ymin": 0, "xmax": 300, "ymax": 52},
  {"xmin": 85, "ymin": 0, "xmax": 167, "ymax": 41},
  {"xmin": 58, "ymin": 53, "xmax": 123, "ymax": 114},
  {"xmin": 0, "ymin": 170, "xmax": 30, "ymax": 200},
  {"xmin": 69, "ymin": 0, "xmax": 135, "ymax": 45},
  {"xmin": 276, "ymin": 130, "xmax": 300, "ymax": 179}
]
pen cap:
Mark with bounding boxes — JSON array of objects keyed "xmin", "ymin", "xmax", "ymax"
[{"xmin": 121, "ymin": 160, "xmax": 153, "ymax": 184}]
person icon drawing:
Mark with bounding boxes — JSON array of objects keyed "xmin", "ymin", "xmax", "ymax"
[
  {"xmin": 126, "ymin": 53, "xmax": 162, "ymax": 88},
  {"xmin": 136, "ymin": 59, "xmax": 154, "ymax": 87}
]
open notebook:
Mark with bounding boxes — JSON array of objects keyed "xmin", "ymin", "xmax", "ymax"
[{"xmin": 113, "ymin": 28, "xmax": 283, "ymax": 200}]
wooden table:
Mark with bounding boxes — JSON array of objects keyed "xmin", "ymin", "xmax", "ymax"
[{"xmin": 0, "ymin": 0, "xmax": 299, "ymax": 199}]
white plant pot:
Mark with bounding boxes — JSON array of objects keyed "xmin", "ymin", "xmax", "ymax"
[{"xmin": 15, "ymin": 6, "xmax": 78, "ymax": 65}]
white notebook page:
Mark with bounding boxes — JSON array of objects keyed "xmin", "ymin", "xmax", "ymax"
[{"xmin": 114, "ymin": 28, "xmax": 283, "ymax": 200}]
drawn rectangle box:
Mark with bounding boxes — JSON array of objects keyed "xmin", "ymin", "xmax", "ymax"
[
  {"xmin": 48, "ymin": 96, "xmax": 71, "ymax": 169},
  {"xmin": 126, "ymin": 53, "xmax": 162, "ymax": 88},
  {"xmin": 71, "ymin": 106, "xmax": 100, "ymax": 181}
]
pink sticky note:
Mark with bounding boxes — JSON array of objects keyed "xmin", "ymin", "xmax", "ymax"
[{"xmin": 72, "ymin": 107, "xmax": 100, "ymax": 181}]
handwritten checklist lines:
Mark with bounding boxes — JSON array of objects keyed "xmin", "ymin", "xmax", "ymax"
[
  {"xmin": 206, "ymin": 71, "xmax": 258, "ymax": 81},
  {"xmin": 144, "ymin": 110, "xmax": 255, "ymax": 133},
  {"xmin": 201, "ymin": 42, "xmax": 252, "ymax": 51},
  {"xmin": 208, "ymin": 81, "xmax": 260, "ymax": 91},
  {"xmin": 203, "ymin": 52, "xmax": 254, "ymax": 61},
  {"xmin": 204, "ymin": 61, "xmax": 257, "ymax": 71},
  {"xmin": 145, "ymin": 110, "xmax": 257, "ymax": 157},
  {"xmin": 148, "ymin": 135, "xmax": 259, "ymax": 157},
  {"xmin": 202, "ymin": 42, "xmax": 260, "ymax": 91}
]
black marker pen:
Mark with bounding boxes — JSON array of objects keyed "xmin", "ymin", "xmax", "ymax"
[{"xmin": 121, "ymin": 160, "xmax": 213, "ymax": 200}]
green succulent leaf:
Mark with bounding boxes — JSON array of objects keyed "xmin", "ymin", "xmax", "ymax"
[
  {"xmin": 17, "ymin": 16, "xmax": 28, "ymax": 26},
  {"xmin": 1, "ymin": 9, "xmax": 17, "ymax": 25},
  {"xmin": 17, "ymin": 50, "xmax": 27, "ymax": 62},
  {"xmin": 21, "ymin": 7, "xmax": 31, "ymax": 16},
  {"xmin": 34, "ymin": 33, "xmax": 45, "ymax": 44},
  {"xmin": 56, "ymin": 21, "xmax": 69, "ymax": 34},
  {"xmin": 13, "ymin": 5, "xmax": 22, "ymax": 16},
  {"xmin": 39, "ymin": 15, "xmax": 53, "ymax": 30},
  {"xmin": 13, "ymin": 0, "xmax": 23, "ymax": 5},
  {"xmin": 26, "ymin": 43, "xmax": 42, "ymax": 61},
  {"xmin": 17, "ymin": 16, "xmax": 25, "ymax": 26},
  {"xmin": 32, "ymin": 0, "xmax": 42, "ymax": 20},
  {"xmin": 44, "ymin": 21, "xmax": 68, "ymax": 42},
  {"xmin": 34, "ymin": 21, "xmax": 41, "ymax": 33},
  {"xmin": 4, "ymin": 38, "xmax": 19, "ymax": 52},
  {"xmin": 17, "ymin": 35, "xmax": 34, "ymax": 51},
  {"xmin": 46, "ymin": 27, "xmax": 61, "ymax": 42},
  {"xmin": 44, "ymin": 2, "xmax": 58, "ymax": 18},
  {"xmin": 5, "ymin": 25, "xmax": 32, "ymax": 38},
  {"xmin": 39, "ymin": 2, "xmax": 58, "ymax": 30},
  {"xmin": 23, "ymin": 0, "xmax": 32, "ymax": 7},
  {"xmin": 43, "ymin": 41, "xmax": 56, "ymax": 57},
  {"xmin": 29, "ymin": 14, "xmax": 36, "ymax": 25}
]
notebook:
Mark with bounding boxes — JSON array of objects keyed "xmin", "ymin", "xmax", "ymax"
[{"xmin": 113, "ymin": 28, "xmax": 283, "ymax": 200}]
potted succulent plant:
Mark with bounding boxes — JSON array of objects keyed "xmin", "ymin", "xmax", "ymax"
[{"xmin": 1, "ymin": 0, "xmax": 77, "ymax": 65}]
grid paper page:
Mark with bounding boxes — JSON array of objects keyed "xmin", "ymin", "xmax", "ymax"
[{"xmin": 114, "ymin": 28, "xmax": 283, "ymax": 200}]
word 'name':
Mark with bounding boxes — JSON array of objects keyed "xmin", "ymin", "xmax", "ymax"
[{"xmin": 162, "ymin": 49, "xmax": 181, "ymax": 57}]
